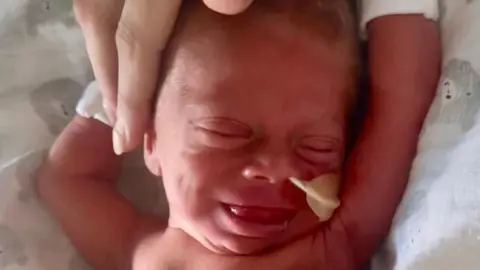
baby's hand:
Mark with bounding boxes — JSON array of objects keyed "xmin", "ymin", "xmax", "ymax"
[{"xmin": 74, "ymin": 0, "xmax": 256, "ymax": 155}]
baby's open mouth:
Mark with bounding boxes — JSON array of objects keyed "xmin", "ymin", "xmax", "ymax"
[{"xmin": 222, "ymin": 203, "xmax": 296, "ymax": 226}]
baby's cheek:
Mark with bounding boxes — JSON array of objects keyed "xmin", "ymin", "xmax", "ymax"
[{"xmin": 187, "ymin": 150, "xmax": 243, "ymax": 183}]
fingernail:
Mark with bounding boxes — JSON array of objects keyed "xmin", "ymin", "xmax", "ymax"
[{"xmin": 113, "ymin": 121, "xmax": 126, "ymax": 155}]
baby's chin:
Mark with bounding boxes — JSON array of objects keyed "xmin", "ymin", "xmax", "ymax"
[
  {"xmin": 170, "ymin": 204, "xmax": 321, "ymax": 255},
  {"xmin": 200, "ymin": 232, "xmax": 288, "ymax": 255},
  {"xmin": 188, "ymin": 217, "xmax": 320, "ymax": 255},
  {"xmin": 200, "ymin": 228, "xmax": 320, "ymax": 256},
  {"xmin": 175, "ymin": 221, "xmax": 287, "ymax": 255}
]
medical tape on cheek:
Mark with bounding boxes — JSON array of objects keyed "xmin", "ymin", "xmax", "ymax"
[{"xmin": 288, "ymin": 174, "xmax": 341, "ymax": 222}]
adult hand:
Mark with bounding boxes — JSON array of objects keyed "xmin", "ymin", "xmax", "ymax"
[{"xmin": 73, "ymin": 0, "xmax": 256, "ymax": 155}]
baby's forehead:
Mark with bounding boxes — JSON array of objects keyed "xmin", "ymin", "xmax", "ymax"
[
  {"xmin": 158, "ymin": 0, "xmax": 357, "ymax": 112},
  {"xmin": 163, "ymin": 29, "xmax": 352, "ymax": 108},
  {"xmin": 164, "ymin": 43, "xmax": 350, "ymax": 123},
  {"xmin": 165, "ymin": 14, "xmax": 351, "ymax": 87},
  {"xmin": 164, "ymin": 0, "xmax": 356, "ymax": 67}
]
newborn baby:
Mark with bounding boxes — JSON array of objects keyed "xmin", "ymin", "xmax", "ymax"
[{"xmin": 38, "ymin": 1, "xmax": 367, "ymax": 269}]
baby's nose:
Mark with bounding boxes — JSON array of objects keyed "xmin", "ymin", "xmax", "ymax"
[{"xmin": 242, "ymin": 145, "xmax": 307, "ymax": 184}]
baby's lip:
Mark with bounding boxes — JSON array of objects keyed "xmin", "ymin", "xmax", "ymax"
[
  {"xmin": 223, "ymin": 204, "xmax": 296, "ymax": 225},
  {"xmin": 220, "ymin": 203, "xmax": 296, "ymax": 237},
  {"xmin": 222, "ymin": 185, "xmax": 303, "ymax": 210}
]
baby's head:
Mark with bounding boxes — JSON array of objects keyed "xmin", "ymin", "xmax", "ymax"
[{"xmin": 144, "ymin": 0, "xmax": 358, "ymax": 255}]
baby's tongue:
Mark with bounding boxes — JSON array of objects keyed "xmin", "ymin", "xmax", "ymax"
[{"xmin": 226, "ymin": 205, "xmax": 295, "ymax": 225}]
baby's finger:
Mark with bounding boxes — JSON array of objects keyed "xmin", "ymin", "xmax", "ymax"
[
  {"xmin": 114, "ymin": 0, "xmax": 182, "ymax": 154},
  {"xmin": 74, "ymin": 0, "xmax": 124, "ymax": 122},
  {"xmin": 203, "ymin": 0, "xmax": 255, "ymax": 15}
]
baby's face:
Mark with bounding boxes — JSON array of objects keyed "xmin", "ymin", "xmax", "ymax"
[{"xmin": 145, "ymin": 22, "xmax": 352, "ymax": 255}]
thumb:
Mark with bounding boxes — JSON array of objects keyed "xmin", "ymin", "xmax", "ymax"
[{"xmin": 203, "ymin": 0, "xmax": 255, "ymax": 15}]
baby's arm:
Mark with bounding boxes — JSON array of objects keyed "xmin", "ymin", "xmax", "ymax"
[{"xmin": 37, "ymin": 116, "xmax": 165, "ymax": 270}]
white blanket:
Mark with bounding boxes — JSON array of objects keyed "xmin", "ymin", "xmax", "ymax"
[{"xmin": 0, "ymin": 0, "xmax": 166, "ymax": 269}]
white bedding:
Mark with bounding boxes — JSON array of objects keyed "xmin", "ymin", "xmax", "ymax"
[
  {"xmin": 0, "ymin": 0, "xmax": 166, "ymax": 269},
  {"xmin": 2, "ymin": 0, "xmax": 480, "ymax": 269},
  {"xmin": 372, "ymin": 1, "xmax": 480, "ymax": 269}
]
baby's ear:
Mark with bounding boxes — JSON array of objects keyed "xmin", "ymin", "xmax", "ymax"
[{"xmin": 144, "ymin": 126, "xmax": 162, "ymax": 177}]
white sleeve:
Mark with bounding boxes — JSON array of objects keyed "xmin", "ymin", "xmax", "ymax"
[{"xmin": 360, "ymin": 0, "xmax": 439, "ymax": 37}]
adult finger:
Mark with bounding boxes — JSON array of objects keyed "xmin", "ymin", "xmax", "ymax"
[
  {"xmin": 74, "ymin": 0, "xmax": 124, "ymax": 121},
  {"xmin": 113, "ymin": 0, "xmax": 182, "ymax": 154},
  {"xmin": 203, "ymin": 0, "xmax": 255, "ymax": 15}
]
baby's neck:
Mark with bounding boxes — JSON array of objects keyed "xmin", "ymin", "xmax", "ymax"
[{"xmin": 135, "ymin": 227, "xmax": 322, "ymax": 270}]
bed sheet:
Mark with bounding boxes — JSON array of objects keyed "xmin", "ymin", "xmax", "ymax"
[{"xmin": 0, "ymin": 0, "xmax": 167, "ymax": 269}]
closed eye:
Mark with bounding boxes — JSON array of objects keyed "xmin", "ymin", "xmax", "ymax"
[
  {"xmin": 194, "ymin": 117, "xmax": 252, "ymax": 137},
  {"xmin": 300, "ymin": 145, "xmax": 334, "ymax": 153},
  {"xmin": 295, "ymin": 136, "xmax": 341, "ymax": 165},
  {"xmin": 296, "ymin": 147, "xmax": 337, "ymax": 165},
  {"xmin": 191, "ymin": 117, "xmax": 253, "ymax": 149},
  {"xmin": 195, "ymin": 126, "xmax": 250, "ymax": 138}
]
